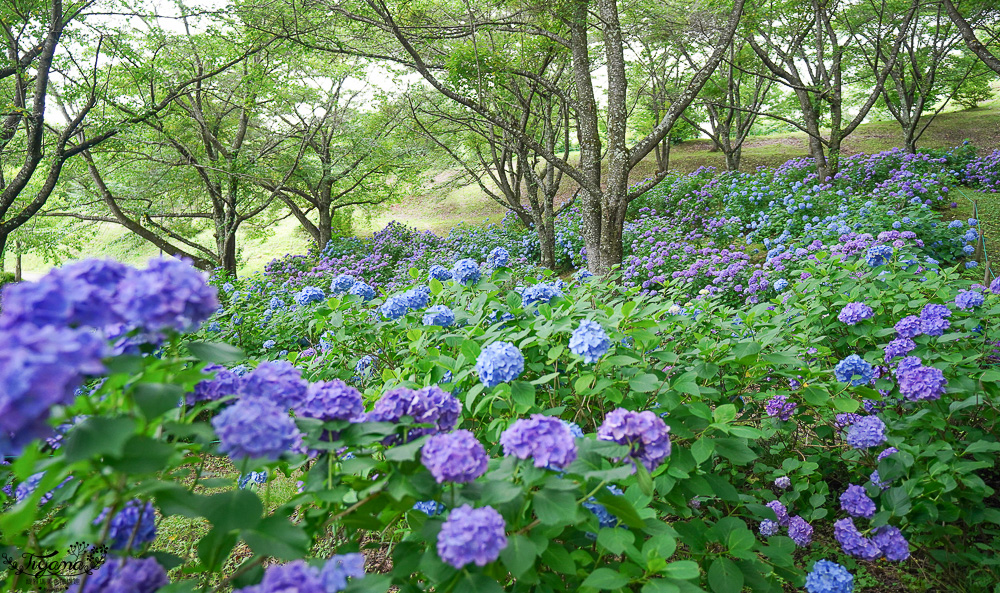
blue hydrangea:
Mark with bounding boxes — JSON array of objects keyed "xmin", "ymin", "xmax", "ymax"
[
  {"xmin": 964, "ymin": 228, "xmax": 978, "ymax": 242},
  {"xmin": 269, "ymin": 296, "xmax": 285, "ymax": 309},
  {"xmin": 563, "ymin": 419, "xmax": 584, "ymax": 438},
  {"xmin": 805, "ymin": 560, "xmax": 854, "ymax": 593},
  {"xmin": 487, "ymin": 247, "xmax": 510, "ymax": 268},
  {"xmin": 965, "ymin": 261, "xmax": 978, "ymax": 269},
  {"xmin": 569, "ymin": 320, "xmax": 611, "ymax": 363},
  {"xmin": 222, "ymin": 282, "xmax": 235, "ymax": 293},
  {"xmin": 773, "ymin": 278, "xmax": 789, "ymax": 292},
  {"xmin": 349, "ymin": 281, "xmax": 376, "ymax": 301},
  {"xmin": 955, "ymin": 289, "xmax": 984, "ymax": 310},
  {"xmin": 452, "ymin": 259, "xmax": 481, "ymax": 285},
  {"xmin": 238, "ymin": 470, "xmax": 268, "ymax": 489},
  {"xmin": 597, "ymin": 408, "xmax": 671, "ymax": 472},
  {"xmin": 500, "ymin": 414, "xmax": 578, "ymax": 469},
  {"xmin": 15, "ymin": 472, "xmax": 71, "ymax": 505},
  {"xmin": 834, "ymin": 355, "xmax": 874, "ymax": 386},
  {"xmin": 845, "ymin": 416, "xmax": 887, "ymax": 449},
  {"xmin": 355, "ymin": 355, "xmax": 375, "ymax": 378},
  {"xmin": 294, "ymin": 286, "xmax": 326, "ymax": 306},
  {"xmin": 320, "ymin": 553, "xmax": 367, "ymax": 593},
  {"xmin": 436, "ymin": 504, "xmax": 507, "ymax": 569},
  {"xmin": 963, "ymin": 244, "xmax": 976, "ymax": 255},
  {"xmin": 94, "ymin": 499, "xmax": 157, "ymax": 550},
  {"xmin": 421, "ymin": 430, "xmax": 489, "ymax": 483},
  {"xmin": 582, "ymin": 485, "xmax": 624, "ymax": 532},
  {"xmin": 759, "ymin": 519, "xmax": 779, "ymax": 536},
  {"xmin": 575, "ymin": 269, "xmax": 594, "ymax": 281},
  {"xmin": 206, "ymin": 321, "xmax": 221, "ymax": 332},
  {"xmin": 788, "ymin": 515, "xmax": 813, "ymax": 546},
  {"xmin": 263, "ymin": 339, "xmax": 276, "ymax": 350},
  {"xmin": 330, "ymin": 274, "xmax": 356, "ymax": 295},
  {"xmin": 865, "ymin": 244, "xmax": 893, "ymax": 267},
  {"xmin": 838, "ymin": 302, "xmax": 874, "ymax": 325},
  {"xmin": 68, "ymin": 556, "xmax": 168, "ymax": 593},
  {"xmin": 897, "ymin": 364, "xmax": 947, "ymax": 401},
  {"xmin": 379, "ymin": 294, "xmax": 409, "ymax": 320},
  {"xmin": 399, "ymin": 286, "xmax": 431, "ymax": 310},
  {"xmin": 423, "ymin": 305, "xmax": 455, "ymax": 327},
  {"xmin": 521, "ymin": 282, "xmax": 563, "ymax": 308},
  {"xmin": 429, "ymin": 264, "xmax": 453, "ymax": 281},
  {"xmin": 475, "ymin": 341, "xmax": 525, "ymax": 389},
  {"xmin": 212, "ymin": 397, "xmax": 303, "ymax": 460},
  {"xmin": 948, "ymin": 220, "xmax": 963, "ymax": 229},
  {"xmin": 969, "ymin": 218, "xmax": 978, "ymax": 226},
  {"xmin": 840, "ymin": 484, "xmax": 876, "ymax": 518},
  {"xmin": 413, "ymin": 500, "xmax": 445, "ymax": 515}
]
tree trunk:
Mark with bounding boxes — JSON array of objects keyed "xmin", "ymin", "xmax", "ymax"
[
  {"xmin": 222, "ymin": 230, "xmax": 238, "ymax": 276},
  {"xmin": 726, "ymin": 146, "xmax": 742, "ymax": 172},
  {"xmin": 15, "ymin": 252, "xmax": 21, "ymax": 282},
  {"xmin": 0, "ymin": 233, "xmax": 7, "ymax": 274},
  {"xmin": 537, "ymin": 217, "xmax": 556, "ymax": 270},
  {"xmin": 318, "ymin": 203, "xmax": 333, "ymax": 252}
]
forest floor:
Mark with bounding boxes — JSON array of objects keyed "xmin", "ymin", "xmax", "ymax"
[{"xmin": 7, "ymin": 94, "xmax": 1000, "ymax": 277}]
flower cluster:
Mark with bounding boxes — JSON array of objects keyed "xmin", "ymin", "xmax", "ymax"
[
  {"xmin": 475, "ymin": 342, "xmax": 525, "ymax": 389},
  {"xmin": 422, "ymin": 305, "xmax": 455, "ymax": 327},
  {"xmin": 212, "ymin": 397, "xmax": 303, "ymax": 460},
  {"xmin": 765, "ymin": 394, "xmax": 797, "ymax": 421},
  {"xmin": 367, "ymin": 386, "xmax": 461, "ymax": 442},
  {"xmin": 500, "ymin": 415, "xmax": 578, "ymax": 469},
  {"xmin": 569, "ymin": 320, "xmax": 611, "ymax": 363},
  {"xmin": 845, "ymin": 416, "xmax": 887, "ymax": 449},
  {"xmin": 597, "ymin": 408, "xmax": 671, "ymax": 472},
  {"xmin": 436, "ymin": 505, "xmax": 507, "ymax": 569},
  {"xmin": 95, "ymin": 499, "xmax": 157, "ymax": 550},
  {"xmin": 421, "ymin": 430, "xmax": 489, "ymax": 483},
  {"xmin": 838, "ymin": 302, "xmax": 874, "ymax": 325},
  {"xmin": 452, "ymin": 258, "xmax": 481, "ymax": 285},
  {"xmin": 69, "ymin": 556, "xmax": 168, "ymax": 593},
  {"xmin": 834, "ymin": 355, "xmax": 874, "ymax": 386}
]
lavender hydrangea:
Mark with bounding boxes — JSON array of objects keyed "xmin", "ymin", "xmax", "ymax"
[
  {"xmin": 775, "ymin": 476, "xmax": 791, "ymax": 489},
  {"xmin": 834, "ymin": 517, "xmax": 882, "ymax": 560},
  {"xmin": 436, "ymin": 504, "xmax": 507, "ymax": 569},
  {"xmin": 597, "ymin": 408, "xmax": 671, "ymax": 472},
  {"xmin": 452, "ymin": 259, "xmax": 481, "ymax": 285},
  {"xmin": 475, "ymin": 341, "xmax": 525, "ymax": 389},
  {"xmin": 838, "ymin": 302, "xmax": 874, "ymax": 325},
  {"xmin": 421, "ymin": 430, "xmax": 489, "ymax": 483},
  {"xmin": 95, "ymin": 500, "xmax": 157, "ymax": 550},
  {"xmin": 212, "ymin": 397, "xmax": 303, "ymax": 460},
  {"xmin": 766, "ymin": 500, "xmax": 789, "ymax": 526},
  {"xmin": 840, "ymin": 484, "xmax": 876, "ymax": 518},
  {"xmin": 330, "ymin": 274, "xmax": 356, "ymax": 295},
  {"xmin": 872, "ymin": 525, "xmax": 910, "ymax": 561},
  {"xmin": 320, "ymin": 553, "xmax": 367, "ymax": 592},
  {"xmin": 897, "ymin": 364, "xmax": 947, "ymax": 401},
  {"xmin": 883, "ymin": 338, "xmax": 916, "ymax": 363},
  {"xmin": 423, "ymin": 305, "xmax": 455, "ymax": 327},
  {"xmin": 569, "ymin": 320, "xmax": 611, "ymax": 363},
  {"xmin": 500, "ymin": 415, "xmax": 578, "ymax": 469},
  {"xmin": 115, "ymin": 257, "xmax": 219, "ymax": 333},
  {"xmin": 367, "ymin": 386, "xmax": 461, "ymax": 441},
  {"xmin": 348, "ymin": 281, "xmax": 376, "ymax": 301},
  {"xmin": 805, "ymin": 560, "xmax": 854, "ymax": 593},
  {"xmin": 187, "ymin": 364, "xmax": 243, "ymax": 405},
  {"xmin": 834, "ymin": 355, "xmax": 874, "ymax": 386},
  {"xmin": 765, "ymin": 394, "xmax": 797, "ymax": 421},
  {"xmin": 845, "ymin": 416, "xmax": 887, "ymax": 449},
  {"xmin": 487, "ymin": 247, "xmax": 510, "ymax": 268},
  {"xmin": 919, "ymin": 303, "xmax": 951, "ymax": 337},
  {"xmin": 894, "ymin": 315, "xmax": 922, "ymax": 339},
  {"xmin": 955, "ymin": 289, "xmax": 985, "ymax": 310},
  {"xmin": 238, "ymin": 361, "xmax": 309, "ymax": 410},
  {"xmin": 759, "ymin": 519, "xmax": 779, "ymax": 536},
  {"xmin": 295, "ymin": 379, "xmax": 364, "ymax": 422},
  {"xmin": 895, "ymin": 355, "xmax": 922, "ymax": 377},
  {"xmin": 68, "ymin": 556, "xmax": 168, "ymax": 593},
  {"xmin": 233, "ymin": 560, "xmax": 324, "ymax": 593},
  {"xmin": 788, "ymin": 515, "xmax": 814, "ymax": 547}
]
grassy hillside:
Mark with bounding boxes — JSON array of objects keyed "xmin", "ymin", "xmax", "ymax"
[{"xmin": 7, "ymin": 94, "xmax": 1000, "ymax": 278}]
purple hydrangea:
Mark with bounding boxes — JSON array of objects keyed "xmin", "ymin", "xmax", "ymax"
[
  {"xmin": 838, "ymin": 302, "xmax": 874, "ymax": 325},
  {"xmin": 883, "ymin": 338, "xmax": 915, "ymax": 363},
  {"xmin": 597, "ymin": 408, "xmax": 671, "ymax": 472},
  {"xmin": 476, "ymin": 341, "xmax": 525, "ymax": 388},
  {"xmin": 423, "ymin": 305, "xmax": 455, "ymax": 327},
  {"xmin": 840, "ymin": 484, "xmax": 876, "ymax": 518},
  {"xmin": 114, "ymin": 257, "xmax": 218, "ymax": 333},
  {"xmin": 212, "ymin": 397, "xmax": 303, "ymax": 460},
  {"xmin": 295, "ymin": 379, "xmax": 364, "ymax": 422},
  {"xmin": 894, "ymin": 315, "xmax": 922, "ymax": 339},
  {"xmin": 878, "ymin": 447, "xmax": 898, "ymax": 461},
  {"xmin": 870, "ymin": 470, "xmax": 890, "ymax": 490},
  {"xmin": 872, "ymin": 525, "xmax": 910, "ymax": 561},
  {"xmin": 845, "ymin": 416, "xmax": 887, "ymax": 449},
  {"xmin": 569, "ymin": 320, "xmax": 611, "ymax": 363},
  {"xmin": 234, "ymin": 560, "xmax": 324, "ymax": 593},
  {"xmin": 187, "ymin": 364, "xmax": 243, "ymax": 405},
  {"xmin": 895, "ymin": 355, "xmax": 922, "ymax": 377},
  {"xmin": 834, "ymin": 517, "xmax": 882, "ymax": 560},
  {"xmin": 68, "ymin": 556, "xmax": 168, "ymax": 593},
  {"xmin": 897, "ymin": 364, "xmax": 947, "ymax": 401},
  {"xmin": 834, "ymin": 355, "xmax": 874, "ymax": 386},
  {"xmin": 95, "ymin": 500, "xmax": 157, "ymax": 550},
  {"xmin": 766, "ymin": 500, "xmax": 789, "ymax": 526},
  {"xmin": 238, "ymin": 361, "xmax": 309, "ymax": 410},
  {"xmin": 0, "ymin": 324, "xmax": 106, "ymax": 456},
  {"xmin": 775, "ymin": 476, "xmax": 791, "ymax": 489},
  {"xmin": 765, "ymin": 394, "xmax": 797, "ymax": 421},
  {"xmin": 834, "ymin": 413, "xmax": 863, "ymax": 429},
  {"xmin": 452, "ymin": 259, "xmax": 481, "ymax": 285},
  {"xmin": 421, "ymin": 430, "xmax": 489, "ymax": 483},
  {"xmin": 367, "ymin": 385, "xmax": 461, "ymax": 442},
  {"xmin": 990, "ymin": 276, "xmax": 1000, "ymax": 295},
  {"xmin": 919, "ymin": 303, "xmax": 951, "ymax": 337},
  {"xmin": 805, "ymin": 560, "xmax": 854, "ymax": 593},
  {"xmin": 788, "ymin": 515, "xmax": 814, "ymax": 547},
  {"xmin": 487, "ymin": 247, "xmax": 510, "ymax": 268},
  {"xmin": 437, "ymin": 504, "xmax": 507, "ymax": 568},
  {"xmin": 759, "ymin": 519, "xmax": 779, "ymax": 536},
  {"xmin": 500, "ymin": 415, "xmax": 578, "ymax": 469},
  {"xmin": 955, "ymin": 289, "xmax": 985, "ymax": 310},
  {"xmin": 15, "ymin": 472, "xmax": 71, "ymax": 504},
  {"xmin": 348, "ymin": 281, "xmax": 376, "ymax": 301},
  {"xmin": 330, "ymin": 274, "xmax": 356, "ymax": 295},
  {"xmin": 320, "ymin": 553, "xmax": 367, "ymax": 592},
  {"xmin": 294, "ymin": 286, "xmax": 326, "ymax": 306}
]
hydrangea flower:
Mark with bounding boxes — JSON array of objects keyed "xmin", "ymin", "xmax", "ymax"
[
  {"xmin": 239, "ymin": 361, "xmax": 309, "ymax": 411},
  {"xmin": 233, "ymin": 560, "xmax": 324, "ymax": 593},
  {"xmin": 367, "ymin": 386, "xmax": 461, "ymax": 442},
  {"xmin": 521, "ymin": 282, "xmax": 563, "ymax": 308},
  {"xmin": 865, "ymin": 244, "xmax": 893, "ymax": 267},
  {"xmin": 845, "ymin": 416, "xmax": 887, "ymax": 449},
  {"xmin": 872, "ymin": 525, "xmax": 910, "ymax": 561},
  {"xmin": 838, "ymin": 302, "xmax": 874, "ymax": 325},
  {"xmin": 582, "ymin": 485, "xmax": 624, "ymax": 532},
  {"xmin": 295, "ymin": 379, "xmax": 364, "ymax": 422},
  {"xmin": 429, "ymin": 264, "xmax": 453, "ymax": 281},
  {"xmin": 834, "ymin": 517, "xmax": 882, "ymax": 560},
  {"xmin": 330, "ymin": 274, "xmax": 356, "ymax": 295},
  {"xmin": 918, "ymin": 303, "xmax": 951, "ymax": 337},
  {"xmin": 759, "ymin": 519, "xmax": 779, "ymax": 536},
  {"xmin": 773, "ymin": 278, "xmax": 789, "ymax": 292},
  {"xmin": 766, "ymin": 500, "xmax": 789, "ymax": 526},
  {"xmin": 348, "ymin": 281, "xmax": 376, "ymax": 301},
  {"xmin": 895, "ymin": 355, "xmax": 922, "ymax": 377},
  {"xmin": 379, "ymin": 294, "xmax": 409, "ymax": 320},
  {"xmin": 212, "ymin": 397, "xmax": 303, "ymax": 460},
  {"xmin": 955, "ymin": 289, "xmax": 985, "ymax": 310},
  {"xmin": 15, "ymin": 472, "xmax": 71, "ymax": 504},
  {"xmin": 113, "ymin": 257, "xmax": 219, "ymax": 334},
  {"xmin": 575, "ymin": 269, "xmax": 594, "ymax": 281},
  {"xmin": 94, "ymin": 500, "xmax": 157, "ymax": 550},
  {"xmin": 294, "ymin": 286, "xmax": 326, "ymax": 306},
  {"xmin": 437, "ymin": 504, "xmax": 507, "ymax": 568},
  {"xmin": 990, "ymin": 276, "xmax": 1000, "ymax": 295},
  {"xmin": 413, "ymin": 500, "xmax": 445, "ymax": 516},
  {"xmin": 840, "ymin": 484, "xmax": 876, "ymax": 518},
  {"xmin": 569, "ymin": 320, "xmax": 611, "ymax": 363},
  {"xmin": 870, "ymin": 470, "xmax": 890, "ymax": 490},
  {"xmin": 788, "ymin": 515, "xmax": 813, "ymax": 547},
  {"xmin": 421, "ymin": 430, "xmax": 489, "ymax": 483},
  {"xmin": 765, "ymin": 394, "xmax": 796, "ymax": 421},
  {"xmin": 500, "ymin": 415, "xmax": 578, "ymax": 469},
  {"xmin": 68, "ymin": 556, "xmax": 168, "ymax": 593},
  {"xmin": 597, "ymin": 408, "xmax": 671, "ymax": 472},
  {"xmin": 775, "ymin": 476, "xmax": 791, "ymax": 489},
  {"xmin": 423, "ymin": 305, "xmax": 455, "ymax": 327},
  {"xmin": 269, "ymin": 296, "xmax": 285, "ymax": 310},
  {"xmin": 805, "ymin": 560, "xmax": 854, "ymax": 593},
  {"xmin": 883, "ymin": 338, "xmax": 915, "ymax": 363},
  {"xmin": 321, "ymin": 553, "xmax": 367, "ymax": 592},
  {"xmin": 238, "ymin": 470, "xmax": 268, "ymax": 489},
  {"xmin": 475, "ymin": 342, "xmax": 525, "ymax": 389},
  {"xmin": 452, "ymin": 259, "xmax": 481, "ymax": 285},
  {"xmin": 834, "ymin": 355, "xmax": 874, "ymax": 386},
  {"xmin": 487, "ymin": 247, "xmax": 510, "ymax": 268},
  {"xmin": 262, "ymin": 339, "xmax": 276, "ymax": 350},
  {"xmin": 399, "ymin": 286, "xmax": 431, "ymax": 310},
  {"xmin": 897, "ymin": 364, "xmax": 947, "ymax": 401},
  {"xmin": 894, "ymin": 315, "xmax": 921, "ymax": 339}
]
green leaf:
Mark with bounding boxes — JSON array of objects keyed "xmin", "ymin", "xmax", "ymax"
[
  {"xmin": 596, "ymin": 492, "xmax": 645, "ymax": 529},
  {"xmin": 629, "ymin": 373, "xmax": 662, "ymax": 393},
  {"xmin": 802, "ymin": 386, "xmax": 830, "ymax": 406},
  {"xmin": 202, "ymin": 490, "xmax": 263, "ymax": 532},
  {"xmin": 635, "ymin": 459, "xmax": 654, "ymax": 496},
  {"xmin": 580, "ymin": 568, "xmax": 630, "ymax": 590},
  {"xmin": 63, "ymin": 417, "xmax": 136, "ymax": 462},
  {"xmin": 713, "ymin": 437, "xmax": 757, "ymax": 465},
  {"xmin": 642, "ymin": 580, "xmax": 681, "ymax": 593},
  {"xmin": 832, "ymin": 397, "xmax": 860, "ymax": 413},
  {"xmin": 671, "ymin": 372, "xmax": 700, "ymax": 396},
  {"xmin": 533, "ymin": 489, "xmax": 578, "ymax": 525},
  {"xmin": 511, "ymin": 381, "xmax": 536, "ymax": 412},
  {"xmin": 506, "ymin": 291, "xmax": 523, "ymax": 310},
  {"xmin": 732, "ymin": 341, "xmax": 761, "ymax": 364},
  {"xmin": 107, "ymin": 436, "xmax": 175, "ymax": 474},
  {"xmin": 500, "ymin": 534, "xmax": 537, "ymax": 578},
  {"xmin": 597, "ymin": 527, "xmax": 635, "ymax": 555},
  {"xmin": 134, "ymin": 383, "xmax": 184, "ymax": 419},
  {"xmin": 708, "ymin": 558, "xmax": 743, "ymax": 593},
  {"xmin": 456, "ymin": 573, "xmax": 505, "ymax": 593},
  {"xmin": 461, "ymin": 340, "xmax": 481, "ymax": 362},
  {"xmin": 243, "ymin": 515, "xmax": 310, "ymax": 559},
  {"xmin": 691, "ymin": 438, "xmax": 715, "ymax": 465},
  {"xmin": 186, "ymin": 341, "xmax": 245, "ymax": 363},
  {"xmin": 663, "ymin": 560, "xmax": 700, "ymax": 580},
  {"xmin": 385, "ymin": 436, "xmax": 427, "ymax": 462},
  {"xmin": 713, "ymin": 404, "xmax": 737, "ymax": 424},
  {"xmin": 964, "ymin": 441, "xmax": 1000, "ymax": 455}
]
